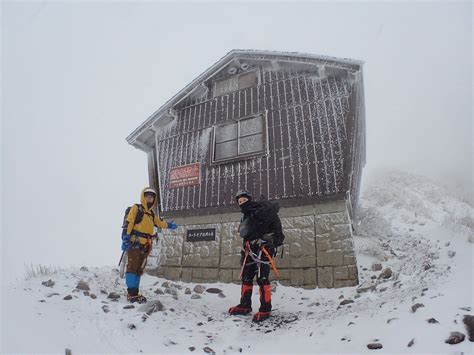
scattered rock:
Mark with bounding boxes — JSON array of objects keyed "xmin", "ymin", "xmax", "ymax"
[
  {"xmin": 427, "ymin": 318, "xmax": 439, "ymax": 324},
  {"xmin": 83, "ymin": 291, "xmax": 90, "ymax": 297},
  {"xmin": 447, "ymin": 250, "xmax": 456, "ymax": 258},
  {"xmin": 367, "ymin": 343, "xmax": 383, "ymax": 350},
  {"xmin": 46, "ymin": 292, "xmax": 60, "ymax": 298},
  {"xmin": 197, "ymin": 322, "xmax": 204, "ymax": 326},
  {"xmin": 271, "ymin": 281, "xmax": 278, "ymax": 293},
  {"xmin": 379, "ymin": 287, "xmax": 387, "ymax": 293},
  {"xmin": 387, "ymin": 318, "xmax": 398, "ymax": 324},
  {"xmin": 203, "ymin": 346, "xmax": 215, "ymax": 354},
  {"xmin": 407, "ymin": 338, "xmax": 415, "ymax": 347},
  {"xmin": 411, "ymin": 303, "xmax": 425, "ymax": 313},
  {"xmin": 339, "ymin": 299, "xmax": 354, "ymax": 306},
  {"xmin": 172, "ymin": 283, "xmax": 183, "ymax": 290},
  {"xmin": 348, "ymin": 322, "xmax": 355, "ymax": 326},
  {"xmin": 63, "ymin": 295, "xmax": 73, "ymax": 300},
  {"xmin": 138, "ymin": 300, "xmax": 164, "ymax": 316},
  {"xmin": 188, "ymin": 346, "xmax": 195, "ymax": 352},
  {"xmin": 191, "ymin": 294, "xmax": 201, "ymax": 300},
  {"xmin": 185, "ymin": 288, "xmax": 192, "ymax": 295},
  {"xmin": 372, "ymin": 263, "xmax": 382, "ymax": 271},
  {"xmin": 76, "ymin": 280, "xmax": 90, "ymax": 291},
  {"xmin": 101, "ymin": 305, "xmax": 109, "ymax": 313},
  {"xmin": 357, "ymin": 281, "xmax": 376, "ymax": 293},
  {"xmin": 445, "ymin": 331, "xmax": 465, "ymax": 344},
  {"xmin": 154, "ymin": 288, "xmax": 164, "ymax": 295},
  {"xmin": 127, "ymin": 323, "xmax": 136, "ymax": 330},
  {"xmin": 100, "ymin": 289, "xmax": 108, "ymax": 295},
  {"xmin": 80, "ymin": 266, "xmax": 89, "ymax": 272},
  {"xmin": 206, "ymin": 288, "xmax": 223, "ymax": 294},
  {"xmin": 423, "ymin": 262, "xmax": 431, "ymax": 271},
  {"xmin": 370, "ymin": 275, "xmax": 377, "ymax": 280},
  {"xmin": 307, "ymin": 302, "xmax": 320, "ymax": 307},
  {"xmin": 463, "ymin": 315, "xmax": 474, "ymax": 341},
  {"xmin": 42, "ymin": 279, "xmax": 55, "ymax": 288},
  {"xmin": 123, "ymin": 305, "xmax": 135, "ymax": 309},
  {"xmin": 193, "ymin": 285, "xmax": 205, "ymax": 294},
  {"xmin": 378, "ymin": 268, "xmax": 393, "ymax": 279},
  {"xmin": 218, "ymin": 292, "xmax": 226, "ymax": 298},
  {"xmin": 108, "ymin": 292, "xmax": 120, "ymax": 300},
  {"xmin": 444, "ymin": 241, "xmax": 450, "ymax": 247},
  {"xmin": 460, "ymin": 307, "xmax": 471, "ymax": 312},
  {"xmin": 38, "ymin": 299, "xmax": 46, "ymax": 303},
  {"xmin": 162, "ymin": 282, "xmax": 171, "ymax": 288},
  {"xmin": 338, "ymin": 295, "xmax": 344, "ymax": 299},
  {"xmin": 90, "ymin": 294, "xmax": 97, "ymax": 299}
]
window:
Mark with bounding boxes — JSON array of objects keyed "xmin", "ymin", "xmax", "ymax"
[
  {"xmin": 213, "ymin": 70, "xmax": 258, "ymax": 97},
  {"xmin": 212, "ymin": 115, "xmax": 266, "ymax": 163}
]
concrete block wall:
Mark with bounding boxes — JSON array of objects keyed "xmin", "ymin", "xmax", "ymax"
[{"xmin": 146, "ymin": 200, "xmax": 358, "ymax": 288}]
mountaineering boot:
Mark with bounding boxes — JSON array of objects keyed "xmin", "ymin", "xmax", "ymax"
[
  {"xmin": 228, "ymin": 283, "xmax": 253, "ymax": 315},
  {"xmin": 252, "ymin": 311, "xmax": 271, "ymax": 322},
  {"xmin": 258, "ymin": 284, "xmax": 272, "ymax": 312},
  {"xmin": 127, "ymin": 287, "xmax": 146, "ymax": 303}
]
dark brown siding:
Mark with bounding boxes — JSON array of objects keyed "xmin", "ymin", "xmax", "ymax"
[{"xmin": 155, "ymin": 67, "xmax": 356, "ymax": 212}]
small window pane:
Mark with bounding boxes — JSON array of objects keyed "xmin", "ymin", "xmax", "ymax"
[
  {"xmin": 215, "ymin": 123, "xmax": 237, "ymax": 143},
  {"xmin": 214, "ymin": 77, "xmax": 238, "ymax": 97},
  {"xmin": 215, "ymin": 140, "xmax": 237, "ymax": 160},
  {"xmin": 239, "ymin": 133, "xmax": 264, "ymax": 155},
  {"xmin": 238, "ymin": 72, "xmax": 257, "ymax": 90},
  {"xmin": 240, "ymin": 116, "xmax": 263, "ymax": 136}
]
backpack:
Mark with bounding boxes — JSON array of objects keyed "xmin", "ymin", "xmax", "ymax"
[
  {"xmin": 121, "ymin": 204, "xmax": 154, "ymax": 235},
  {"xmin": 252, "ymin": 199, "xmax": 285, "ymax": 247}
]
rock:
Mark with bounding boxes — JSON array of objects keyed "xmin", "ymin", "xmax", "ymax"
[
  {"xmin": 348, "ymin": 322, "xmax": 355, "ymax": 326},
  {"xmin": 308, "ymin": 302, "xmax": 320, "ymax": 307},
  {"xmin": 370, "ymin": 275, "xmax": 377, "ymax": 280},
  {"xmin": 193, "ymin": 285, "xmax": 205, "ymax": 294},
  {"xmin": 357, "ymin": 281, "xmax": 376, "ymax": 293},
  {"xmin": 445, "ymin": 331, "xmax": 465, "ymax": 344},
  {"xmin": 463, "ymin": 315, "xmax": 474, "ymax": 341},
  {"xmin": 271, "ymin": 281, "xmax": 278, "ymax": 292},
  {"xmin": 90, "ymin": 294, "xmax": 97, "ymax": 299},
  {"xmin": 162, "ymin": 282, "xmax": 171, "ymax": 288},
  {"xmin": 444, "ymin": 242, "xmax": 450, "ymax": 247},
  {"xmin": 460, "ymin": 307, "xmax": 471, "ymax": 311},
  {"xmin": 154, "ymin": 288, "xmax": 164, "ymax": 295},
  {"xmin": 123, "ymin": 305, "xmax": 135, "ymax": 309},
  {"xmin": 185, "ymin": 288, "xmax": 192, "ymax": 295},
  {"xmin": 367, "ymin": 343, "xmax": 383, "ymax": 350},
  {"xmin": 83, "ymin": 291, "xmax": 90, "ymax": 296},
  {"xmin": 80, "ymin": 266, "xmax": 89, "ymax": 272},
  {"xmin": 423, "ymin": 262, "xmax": 431, "ymax": 271},
  {"xmin": 379, "ymin": 287, "xmax": 387, "ymax": 292},
  {"xmin": 76, "ymin": 280, "xmax": 90, "ymax": 291},
  {"xmin": 339, "ymin": 299, "xmax": 355, "ymax": 306},
  {"xmin": 203, "ymin": 346, "xmax": 215, "ymax": 354},
  {"xmin": 411, "ymin": 303, "xmax": 425, "ymax": 313},
  {"xmin": 100, "ymin": 289, "xmax": 108, "ymax": 295},
  {"xmin": 188, "ymin": 346, "xmax": 195, "ymax": 352},
  {"xmin": 218, "ymin": 292, "xmax": 226, "ymax": 298},
  {"xmin": 407, "ymin": 338, "xmax": 415, "ymax": 347},
  {"xmin": 102, "ymin": 305, "xmax": 110, "ymax": 313},
  {"xmin": 42, "ymin": 279, "xmax": 55, "ymax": 288},
  {"xmin": 387, "ymin": 318, "xmax": 398, "ymax": 324},
  {"xmin": 206, "ymin": 288, "xmax": 223, "ymax": 294},
  {"xmin": 128, "ymin": 323, "xmax": 136, "ymax": 330},
  {"xmin": 172, "ymin": 283, "xmax": 183, "ymax": 290},
  {"xmin": 191, "ymin": 294, "xmax": 201, "ymax": 300},
  {"xmin": 427, "ymin": 318, "xmax": 439, "ymax": 324},
  {"xmin": 108, "ymin": 292, "xmax": 121, "ymax": 300},
  {"xmin": 138, "ymin": 300, "xmax": 164, "ymax": 315},
  {"xmin": 378, "ymin": 268, "xmax": 393, "ymax": 279},
  {"xmin": 448, "ymin": 250, "xmax": 456, "ymax": 258},
  {"xmin": 338, "ymin": 295, "xmax": 344, "ymax": 299},
  {"xmin": 372, "ymin": 263, "xmax": 382, "ymax": 271},
  {"xmin": 63, "ymin": 295, "xmax": 73, "ymax": 300},
  {"xmin": 46, "ymin": 292, "xmax": 60, "ymax": 298}
]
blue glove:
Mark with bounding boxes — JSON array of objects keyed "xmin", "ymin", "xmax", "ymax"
[
  {"xmin": 167, "ymin": 221, "xmax": 178, "ymax": 230},
  {"xmin": 121, "ymin": 234, "xmax": 131, "ymax": 251}
]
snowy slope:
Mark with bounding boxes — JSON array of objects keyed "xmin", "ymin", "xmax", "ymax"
[{"xmin": 2, "ymin": 171, "xmax": 473, "ymax": 354}]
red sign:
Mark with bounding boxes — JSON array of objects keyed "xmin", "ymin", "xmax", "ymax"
[{"xmin": 170, "ymin": 163, "xmax": 201, "ymax": 189}]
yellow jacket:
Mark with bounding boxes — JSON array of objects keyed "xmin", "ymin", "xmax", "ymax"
[{"xmin": 126, "ymin": 188, "xmax": 168, "ymax": 239}]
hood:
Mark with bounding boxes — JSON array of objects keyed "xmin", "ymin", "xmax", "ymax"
[{"xmin": 140, "ymin": 187, "xmax": 157, "ymax": 212}]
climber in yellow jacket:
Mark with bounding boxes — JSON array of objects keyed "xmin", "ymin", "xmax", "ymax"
[{"xmin": 122, "ymin": 187, "xmax": 177, "ymax": 303}]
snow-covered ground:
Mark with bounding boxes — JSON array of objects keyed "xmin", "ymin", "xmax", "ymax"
[{"xmin": 2, "ymin": 171, "xmax": 473, "ymax": 354}]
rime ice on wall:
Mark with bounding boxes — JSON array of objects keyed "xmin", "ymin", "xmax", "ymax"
[{"xmin": 155, "ymin": 67, "xmax": 360, "ymax": 213}]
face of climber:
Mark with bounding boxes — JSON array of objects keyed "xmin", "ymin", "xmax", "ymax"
[
  {"xmin": 238, "ymin": 196, "xmax": 249, "ymax": 205},
  {"xmin": 144, "ymin": 192, "xmax": 156, "ymax": 204}
]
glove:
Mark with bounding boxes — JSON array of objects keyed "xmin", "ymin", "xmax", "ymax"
[
  {"xmin": 121, "ymin": 234, "xmax": 131, "ymax": 251},
  {"xmin": 167, "ymin": 220, "xmax": 178, "ymax": 230}
]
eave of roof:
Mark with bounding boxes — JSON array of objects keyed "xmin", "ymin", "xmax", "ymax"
[{"xmin": 126, "ymin": 49, "xmax": 364, "ymax": 148}]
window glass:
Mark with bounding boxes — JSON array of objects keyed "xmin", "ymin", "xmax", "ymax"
[
  {"xmin": 240, "ymin": 116, "xmax": 263, "ymax": 136},
  {"xmin": 215, "ymin": 122, "xmax": 237, "ymax": 143},
  {"xmin": 215, "ymin": 140, "xmax": 238, "ymax": 160},
  {"xmin": 239, "ymin": 134, "xmax": 264, "ymax": 155}
]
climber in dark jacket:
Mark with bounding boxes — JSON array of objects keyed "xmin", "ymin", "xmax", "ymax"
[{"xmin": 228, "ymin": 190, "xmax": 277, "ymax": 322}]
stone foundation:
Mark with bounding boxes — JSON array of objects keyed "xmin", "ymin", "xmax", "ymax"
[{"xmin": 146, "ymin": 199, "xmax": 359, "ymax": 288}]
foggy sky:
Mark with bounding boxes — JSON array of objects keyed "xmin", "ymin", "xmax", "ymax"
[{"xmin": 2, "ymin": 1, "xmax": 472, "ymax": 285}]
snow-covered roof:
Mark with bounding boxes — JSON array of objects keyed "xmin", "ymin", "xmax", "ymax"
[{"xmin": 126, "ymin": 49, "xmax": 363, "ymax": 149}]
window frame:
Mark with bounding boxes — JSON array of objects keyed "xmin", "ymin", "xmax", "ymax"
[
  {"xmin": 212, "ymin": 69, "xmax": 260, "ymax": 98},
  {"xmin": 211, "ymin": 112, "xmax": 268, "ymax": 165}
]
